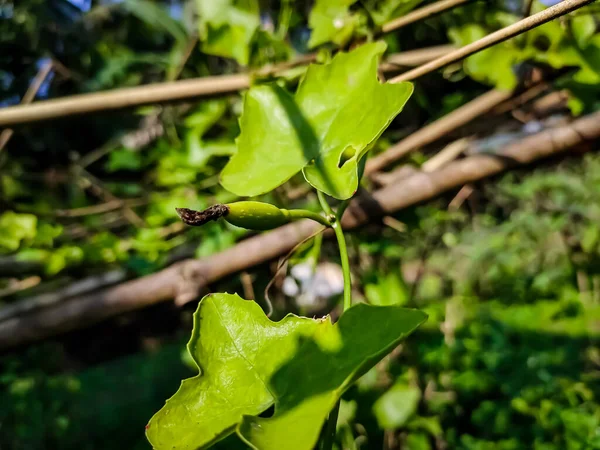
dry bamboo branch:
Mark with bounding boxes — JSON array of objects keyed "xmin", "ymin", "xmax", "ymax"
[
  {"xmin": 366, "ymin": 89, "xmax": 513, "ymax": 174},
  {"xmin": 389, "ymin": 0, "xmax": 596, "ymax": 83},
  {"xmin": 0, "ymin": 61, "xmax": 53, "ymax": 151},
  {"xmin": 1, "ymin": 110, "xmax": 598, "ymax": 350},
  {"xmin": 379, "ymin": 45, "xmax": 456, "ymax": 70},
  {"xmin": 382, "ymin": 0, "xmax": 474, "ymax": 33},
  {"xmin": 0, "ymin": 74, "xmax": 250, "ymax": 127}
]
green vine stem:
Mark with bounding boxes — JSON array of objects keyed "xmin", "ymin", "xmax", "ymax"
[
  {"xmin": 286, "ymin": 209, "xmax": 330, "ymax": 227},
  {"xmin": 319, "ymin": 401, "xmax": 341, "ymax": 450},
  {"xmin": 317, "ymin": 191, "xmax": 352, "ymax": 311},
  {"xmin": 317, "ymin": 191, "xmax": 352, "ymax": 450}
]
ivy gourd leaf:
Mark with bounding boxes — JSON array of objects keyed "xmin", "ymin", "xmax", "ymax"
[
  {"xmin": 196, "ymin": 0, "xmax": 259, "ymax": 65},
  {"xmin": 146, "ymin": 293, "xmax": 427, "ymax": 450},
  {"xmin": 220, "ymin": 42, "xmax": 413, "ymax": 199},
  {"xmin": 308, "ymin": 0, "xmax": 359, "ymax": 48},
  {"xmin": 220, "ymin": 84, "xmax": 320, "ymax": 197},
  {"xmin": 299, "ymin": 42, "xmax": 413, "ymax": 199}
]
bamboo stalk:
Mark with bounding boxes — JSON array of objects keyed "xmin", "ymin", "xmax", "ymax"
[{"xmin": 382, "ymin": 0, "xmax": 474, "ymax": 33}]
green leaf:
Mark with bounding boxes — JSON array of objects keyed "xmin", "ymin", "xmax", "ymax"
[
  {"xmin": 449, "ymin": 25, "xmax": 518, "ymax": 90},
  {"xmin": 363, "ymin": 0, "xmax": 425, "ymax": 26},
  {"xmin": 105, "ymin": 149, "xmax": 143, "ymax": 172},
  {"xmin": 308, "ymin": 0, "xmax": 359, "ymax": 48},
  {"xmin": 184, "ymin": 100, "xmax": 228, "ymax": 137},
  {"xmin": 373, "ymin": 383, "xmax": 421, "ymax": 429},
  {"xmin": 572, "ymin": 14, "xmax": 597, "ymax": 49},
  {"xmin": 221, "ymin": 84, "xmax": 319, "ymax": 196},
  {"xmin": 122, "ymin": 0, "xmax": 187, "ymax": 43},
  {"xmin": 196, "ymin": 0, "xmax": 260, "ymax": 65},
  {"xmin": 300, "ymin": 43, "xmax": 413, "ymax": 199},
  {"xmin": 146, "ymin": 293, "xmax": 426, "ymax": 449},
  {"xmin": 365, "ymin": 270, "xmax": 409, "ymax": 306},
  {"xmin": 0, "ymin": 211, "xmax": 37, "ymax": 252},
  {"xmin": 221, "ymin": 42, "xmax": 413, "ymax": 199}
]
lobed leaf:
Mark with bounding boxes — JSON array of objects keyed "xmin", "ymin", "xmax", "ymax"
[
  {"xmin": 196, "ymin": 0, "xmax": 259, "ymax": 65},
  {"xmin": 146, "ymin": 293, "xmax": 426, "ymax": 449},
  {"xmin": 220, "ymin": 42, "xmax": 413, "ymax": 199},
  {"xmin": 308, "ymin": 0, "xmax": 358, "ymax": 49}
]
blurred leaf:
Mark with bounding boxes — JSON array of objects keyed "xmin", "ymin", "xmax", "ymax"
[
  {"xmin": 308, "ymin": 0, "xmax": 359, "ymax": 48},
  {"xmin": 146, "ymin": 293, "xmax": 426, "ymax": 449},
  {"xmin": 221, "ymin": 42, "xmax": 413, "ymax": 199},
  {"xmin": 184, "ymin": 100, "xmax": 228, "ymax": 137},
  {"xmin": 571, "ymin": 14, "xmax": 596, "ymax": 49},
  {"xmin": 449, "ymin": 25, "xmax": 518, "ymax": 90},
  {"xmin": 122, "ymin": 0, "xmax": 187, "ymax": 43},
  {"xmin": 196, "ymin": 0, "xmax": 259, "ymax": 65},
  {"xmin": 105, "ymin": 149, "xmax": 143, "ymax": 172},
  {"xmin": 365, "ymin": 270, "xmax": 409, "ymax": 306},
  {"xmin": 363, "ymin": 0, "xmax": 425, "ymax": 26},
  {"xmin": 0, "ymin": 212, "xmax": 37, "ymax": 252},
  {"xmin": 373, "ymin": 383, "xmax": 421, "ymax": 429}
]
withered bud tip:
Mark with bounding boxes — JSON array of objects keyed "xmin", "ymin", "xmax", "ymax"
[{"xmin": 176, "ymin": 204, "xmax": 229, "ymax": 226}]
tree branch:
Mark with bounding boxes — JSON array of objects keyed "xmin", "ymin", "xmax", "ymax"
[{"xmin": 1, "ymin": 110, "xmax": 598, "ymax": 350}]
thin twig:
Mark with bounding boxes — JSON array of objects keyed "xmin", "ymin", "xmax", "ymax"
[
  {"xmin": 55, "ymin": 198, "xmax": 147, "ymax": 217},
  {"xmin": 0, "ymin": 61, "xmax": 53, "ymax": 152},
  {"xmin": 422, "ymin": 137, "xmax": 472, "ymax": 172},
  {"xmin": 382, "ymin": 0, "xmax": 475, "ymax": 33},
  {"xmin": 0, "ymin": 277, "xmax": 41, "ymax": 299},
  {"xmin": 389, "ymin": 0, "xmax": 596, "ymax": 83},
  {"xmin": 77, "ymin": 168, "xmax": 146, "ymax": 228}
]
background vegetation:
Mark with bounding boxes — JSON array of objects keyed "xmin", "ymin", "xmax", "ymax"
[{"xmin": 1, "ymin": 0, "xmax": 599, "ymax": 449}]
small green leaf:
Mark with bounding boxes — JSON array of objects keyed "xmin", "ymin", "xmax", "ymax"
[
  {"xmin": 308, "ymin": 0, "xmax": 359, "ymax": 48},
  {"xmin": 106, "ymin": 149, "xmax": 143, "ymax": 172},
  {"xmin": 365, "ymin": 270, "xmax": 409, "ymax": 306},
  {"xmin": 146, "ymin": 293, "xmax": 426, "ymax": 450},
  {"xmin": 373, "ymin": 383, "xmax": 421, "ymax": 429},
  {"xmin": 572, "ymin": 14, "xmax": 597, "ymax": 49},
  {"xmin": 221, "ymin": 42, "xmax": 413, "ymax": 199},
  {"xmin": 196, "ymin": 0, "xmax": 260, "ymax": 65},
  {"xmin": 0, "ymin": 211, "xmax": 37, "ymax": 252}
]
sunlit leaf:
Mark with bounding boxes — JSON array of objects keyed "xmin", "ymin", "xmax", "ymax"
[
  {"xmin": 221, "ymin": 42, "xmax": 413, "ymax": 199},
  {"xmin": 196, "ymin": 0, "xmax": 259, "ymax": 65},
  {"xmin": 308, "ymin": 0, "xmax": 359, "ymax": 48},
  {"xmin": 146, "ymin": 292, "xmax": 426, "ymax": 449},
  {"xmin": 0, "ymin": 212, "xmax": 37, "ymax": 253}
]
